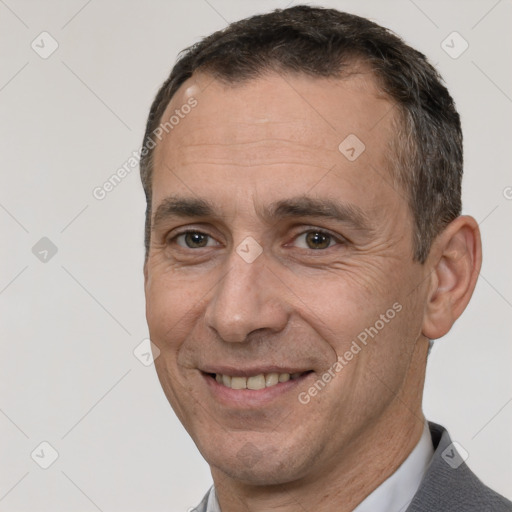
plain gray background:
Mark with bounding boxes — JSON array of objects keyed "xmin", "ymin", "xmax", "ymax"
[{"xmin": 1, "ymin": 0, "xmax": 511, "ymax": 510}]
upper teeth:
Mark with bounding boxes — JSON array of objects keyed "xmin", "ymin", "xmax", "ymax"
[{"xmin": 215, "ymin": 372, "xmax": 303, "ymax": 390}]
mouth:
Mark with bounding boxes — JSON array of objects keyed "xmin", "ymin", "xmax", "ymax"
[
  {"xmin": 199, "ymin": 365, "xmax": 316, "ymax": 408},
  {"xmin": 206, "ymin": 371, "xmax": 313, "ymax": 391}
]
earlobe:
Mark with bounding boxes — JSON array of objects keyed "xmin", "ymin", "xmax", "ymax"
[{"xmin": 422, "ymin": 215, "xmax": 482, "ymax": 340}]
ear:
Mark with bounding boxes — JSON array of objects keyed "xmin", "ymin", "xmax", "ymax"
[{"xmin": 422, "ymin": 215, "xmax": 482, "ymax": 340}]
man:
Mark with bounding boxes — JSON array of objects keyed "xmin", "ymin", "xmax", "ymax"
[{"xmin": 140, "ymin": 5, "xmax": 511, "ymax": 511}]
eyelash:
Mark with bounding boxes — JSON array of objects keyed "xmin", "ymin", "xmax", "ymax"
[{"xmin": 166, "ymin": 227, "xmax": 346, "ymax": 250}]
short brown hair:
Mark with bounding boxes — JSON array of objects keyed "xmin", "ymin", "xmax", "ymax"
[{"xmin": 140, "ymin": 5, "xmax": 462, "ymax": 263}]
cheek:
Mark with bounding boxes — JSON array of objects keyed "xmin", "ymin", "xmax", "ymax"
[
  {"xmin": 145, "ymin": 270, "xmax": 204, "ymax": 349},
  {"xmin": 290, "ymin": 264, "xmax": 417, "ymax": 385},
  {"xmin": 287, "ymin": 269, "xmax": 389, "ymax": 344},
  {"xmin": 145, "ymin": 274, "xmax": 207, "ymax": 422}
]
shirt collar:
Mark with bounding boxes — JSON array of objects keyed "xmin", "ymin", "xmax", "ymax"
[
  {"xmin": 204, "ymin": 422, "xmax": 433, "ymax": 512},
  {"xmin": 205, "ymin": 485, "xmax": 221, "ymax": 512}
]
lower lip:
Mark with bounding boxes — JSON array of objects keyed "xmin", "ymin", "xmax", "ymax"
[{"xmin": 201, "ymin": 372, "xmax": 313, "ymax": 408}]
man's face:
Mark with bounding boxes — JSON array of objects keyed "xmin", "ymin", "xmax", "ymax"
[{"xmin": 144, "ymin": 71, "xmax": 430, "ymax": 485}]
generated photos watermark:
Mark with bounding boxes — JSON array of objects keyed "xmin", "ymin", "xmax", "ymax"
[
  {"xmin": 92, "ymin": 96, "xmax": 198, "ymax": 200},
  {"xmin": 298, "ymin": 302, "xmax": 403, "ymax": 404}
]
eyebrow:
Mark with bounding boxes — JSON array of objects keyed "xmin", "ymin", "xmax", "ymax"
[
  {"xmin": 152, "ymin": 194, "xmax": 373, "ymax": 232},
  {"xmin": 152, "ymin": 196, "xmax": 215, "ymax": 229},
  {"xmin": 268, "ymin": 196, "xmax": 372, "ymax": 232}
]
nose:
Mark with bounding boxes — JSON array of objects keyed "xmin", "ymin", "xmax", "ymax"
[{"xmin": 204, "ymin": 247, "xmax": 289, "ymax": 343}]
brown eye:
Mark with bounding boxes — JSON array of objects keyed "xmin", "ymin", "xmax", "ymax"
[
  {"xmin": 174, "ymin": 231, "xmax": 217, "ymax": 248},
  {"xmin": 305, "ymin": 231, "xmax": 332, "ymax": 249},
  {"xmin": 293, "ymin": 230, "xmax": 339, "ymax": 250}
]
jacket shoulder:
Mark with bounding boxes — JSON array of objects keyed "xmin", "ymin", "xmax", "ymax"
[{"xmin": 407, "ymin": 422, "xmax": 512, "ymax": 512}]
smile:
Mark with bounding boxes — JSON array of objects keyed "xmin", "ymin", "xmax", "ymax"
[{"xmin": 211, "ymin": 371, "xmax": 310, "ymax": 390}]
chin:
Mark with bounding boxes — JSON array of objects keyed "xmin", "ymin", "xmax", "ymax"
[
  {"xmin": 216, "ymin": 461, "xmax": 299, "ymax": 486},
  {"xmin": 203, "ymin": 439, "xmax": 314, "ymax": 486}
]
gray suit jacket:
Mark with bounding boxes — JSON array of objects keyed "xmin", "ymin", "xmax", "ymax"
[
  {"xmin": 194, "ymin": 422, "xmax": 512, "ymax": 511},
  {"xmin": 405, "ymin": 422, "xmax": 511, "ymax": 511}
]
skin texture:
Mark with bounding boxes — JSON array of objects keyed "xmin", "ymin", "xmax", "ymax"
[{"xmin": 144, "ymin": 71, "xmax": 482, "ymax": 512}]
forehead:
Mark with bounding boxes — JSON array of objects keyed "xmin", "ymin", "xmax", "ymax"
[{"xmin": 151, "ymin": 71, "xmax": 402, "ymax": 217}]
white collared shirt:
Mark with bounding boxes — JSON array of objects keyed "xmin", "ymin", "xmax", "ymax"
[{"xmin": 203, "ymin": 422, "xmax": 433, "ymax": 512}]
